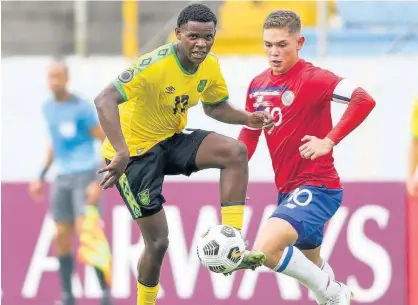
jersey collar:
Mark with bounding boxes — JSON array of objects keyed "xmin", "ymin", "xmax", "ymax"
[
  {"xmin": 269, "ymin": 59, "xmax": 305, "ymax": 80},
  {"xmin": 171, "ymin": 43, "xmax": 201, "ymax": 76}
]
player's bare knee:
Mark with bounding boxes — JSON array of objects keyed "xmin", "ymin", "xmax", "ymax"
[
  {"xmin": 253, "ymin": 241, "xmax": 287, "ymax": 255},
  {"xmin": 55, "ymin": 228, "xmax": 73, "ymax": 254},
  {"xmin": 56, "ymin": 223, "xmax": 73, "ymax": 237},
  {"xmin": 147, "ymin": 236, "xmax": 169, "ymax": 260},
  {"xmin": 226, "ymin": 141, "xmax": 248, "ymax": 167},
  {"xmin": 75, "ymin": 216, "xmax": 84, "ymax": 235},
  {"xmin": 252, "ymin": 217, "xmax": 298, "ymax": 265}
]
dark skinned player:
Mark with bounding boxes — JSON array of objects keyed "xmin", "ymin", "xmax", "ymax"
[{"xmin": 94, "ymin": 4, "xmax": 274, "ymax": 305}]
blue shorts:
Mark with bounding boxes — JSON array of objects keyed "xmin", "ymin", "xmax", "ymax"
[{"xmin": 271, "ymin": 185, "xmax": 343, "ymax": 250}]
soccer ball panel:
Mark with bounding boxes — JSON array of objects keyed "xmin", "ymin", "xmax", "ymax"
[
  {"xmin": 220, "ymin": 225, "xmax": 236, "ymax": 237},
  {"xmin": 197, "ymin": 224, "xmax": 246, "ymax": 274},
  {"xmin": 202, "ymin": 240, "xmax": 220, "ymax": 256}
]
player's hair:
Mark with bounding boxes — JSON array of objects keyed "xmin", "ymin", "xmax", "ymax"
[
  {"xmin": 50, "ymin": 58, "xmax": 69, "ymax": 76},
  {"xmin": 263, "ymin": 10, "xmax": 301, "ymax": 34},
  {"xmin": 177, "ymin": 3, "xmax": 217, "ymax": 28}
]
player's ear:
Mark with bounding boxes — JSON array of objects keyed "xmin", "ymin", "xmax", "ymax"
[
  {"xmin": 297, "ymin": 36, "xmax": 305, "ymax": 51},
  {"xmin": 175, "ymin": 27, "xmax": 181, "ymax": 41}
]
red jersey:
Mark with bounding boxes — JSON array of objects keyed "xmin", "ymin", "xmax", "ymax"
[{"xmin": 240, "ymin": 59, "xmax": 343, "ymax": 193}]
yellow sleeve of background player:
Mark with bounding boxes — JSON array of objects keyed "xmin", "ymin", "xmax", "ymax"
[
  {"xmin": 412, "ymin": 98, "xmax": 418, "ymax": 138},
  {"xmin": 200, "ymin": 58, "xmax": 229, "ymax": 105}
]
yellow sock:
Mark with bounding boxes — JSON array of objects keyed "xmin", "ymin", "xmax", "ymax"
[
  {"xmin": 137, "ymin": 281, "xmax": 159, "ymax": 305},
  {"xmin": 221, "ymin": 204, "xmax": 245, "ymax": 231}
]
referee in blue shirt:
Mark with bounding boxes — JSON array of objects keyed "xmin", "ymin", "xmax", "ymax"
[{"xmin": 29, "ymin": 60, "xmax": 112, "ymax": 305}]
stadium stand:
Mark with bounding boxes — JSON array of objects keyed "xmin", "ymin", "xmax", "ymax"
[
  {"xmin": 1, "ymin": 1, "xmax": 417, "ymax": 57},
  {"xmin": 336, "ymin": 1, "xmax": 418, "ymax": 28},
  {"xmin": 165, "ymin": 0, "xmax": 418, "ymax": 56},
  {"xmin": 167, "ymin": 1, "xmax": 336, "ymax": 55}
]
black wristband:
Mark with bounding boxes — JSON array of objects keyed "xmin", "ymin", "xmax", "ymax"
[{"xmin": 39, "ymin": 167, "xmax": 49, "ymax": 181}]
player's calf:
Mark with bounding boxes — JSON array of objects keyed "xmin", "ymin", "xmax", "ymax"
[
  {"xmin": 320, "ymin": 260, "xmax": 335, "ymax": 280},
  {"xmin": 55, "ymin": 223, "xmax": 76, "ymax": 305},
  {"xmin": 134, "ymin": 209, "xmax": 169, "ymax": 305},
  {"xmin": 136, "ymin": 236, "xmax": 168, "ymax": 305},
  {"xmin": 218, "ymin": 141, "xmax": 248, "ymax": 230},
  {"xmin": 143, "ymin": 236, "xmax": 170, "ymax": 271},
  {"xmin": 137, "ymin": 230, "xmax": 169, "ymax": 285},
  {"xmin": 252, "ymin": 217, "xmax": 347, "ymax": 304},
  {"xmin": 195, "ymin": 133, "xmax": 249, "ymax": 230},
  {"xmin": 302, "ymin": 247, "xmax": 336, "ymax": 280}
]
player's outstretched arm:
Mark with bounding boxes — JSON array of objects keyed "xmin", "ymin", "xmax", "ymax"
[
  {"xmin": 94, "ymin": 84, "xmax": 129, "ymax": 189},
  {"xmin": 300, "ymin": 76, "xmax": 376, "ymax": 161},
  {"xmin": 202, "ymin": 102, "xmax": 274, "ymax": 131},
  {"xmin": 238, "ymin": 127, "xmax": 262, "ymax": 161},
  {"xmin": 42, "ymin": 145, "xmax": 54, "ymax": 177},
  {"xmin": 203, "ymin": 101, "xmax": 249, "ymax": 124},
  {"xmin": 326, "ymin": 85, "xmax": 376, "ymax": 145}
]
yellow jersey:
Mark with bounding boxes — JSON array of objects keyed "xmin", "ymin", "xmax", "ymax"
[
  {"xmin": 101, "ymin": 43, "xmax": 229, "ymax": 159},
  {"xmin": 412, "ymin": 97, "xmax": 418, "ymax": 138}
]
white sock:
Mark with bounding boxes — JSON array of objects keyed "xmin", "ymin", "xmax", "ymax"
[
  {"xmin": 274, "ymin": 246, "xmax": 341, "ymax": 303},
  {"xmin": 320, "ymin": 260, "xmax": 335, "ymax": 280},
  {"xmin": 309, "ymin": 259, "xmax": 337, "ymax": 303}
]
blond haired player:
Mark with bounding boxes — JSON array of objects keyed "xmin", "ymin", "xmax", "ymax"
[{"xmin": 235, "ymin": 10, "xmax": 376, "ymax": 305}]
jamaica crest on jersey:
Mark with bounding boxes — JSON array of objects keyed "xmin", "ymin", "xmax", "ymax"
[{"xmin": 197, "ymin": 80, "xmax": 208, "ymax": 93}]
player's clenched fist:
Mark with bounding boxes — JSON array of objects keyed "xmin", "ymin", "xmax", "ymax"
[
  {"xmin": 299, "ymin": 135, "xmax": 335, "ymax": 160},
  {"xmin": 247, "ymin": 111, "xmax": 275, "ymax": 134}
]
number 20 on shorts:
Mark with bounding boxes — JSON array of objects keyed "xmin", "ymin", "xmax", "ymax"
[{"xmin": 284, "ymin": 188, "xmax": 313, "ymax": 209}]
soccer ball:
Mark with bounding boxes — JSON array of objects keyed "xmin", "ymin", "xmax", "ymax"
[{"xmin": 196, "ymin": 224, "xmax": 246, "ymax": 274}]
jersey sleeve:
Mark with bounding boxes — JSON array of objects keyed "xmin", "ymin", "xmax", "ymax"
[
  {"xmin": 412, "ymin": 98, "xmax": 418, "ymax": 138},
  {"xmin": 243, "ymin": 79, "xmax": 263, "ymax": 130},
  {"xmin": 309, "ymin": 68, "xmax": 343, "ymax": 105},
  {"xmin": 238, "ymin": 79, "xmax": 261, "ymax": 159},
  {"xmin": 112, "ymin": 59, "xmax": 150, "ymax": 102},
  {"xmin": 245, "ymin": 80, "xmax": 257, "ymax": 113},
  {"xmin": 200, "ymin": 59, "xmax": 229, "ymax": 105}
]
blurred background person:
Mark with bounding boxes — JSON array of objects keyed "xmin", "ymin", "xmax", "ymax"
[{"xmin": 28, "ymin": 60, "xmax": 113, "ymax": 305}]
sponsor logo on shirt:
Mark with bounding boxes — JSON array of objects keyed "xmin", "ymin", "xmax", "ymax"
[{"xmin": 165, "ymin": 86, "xmax": 176, "ymax": 94}]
